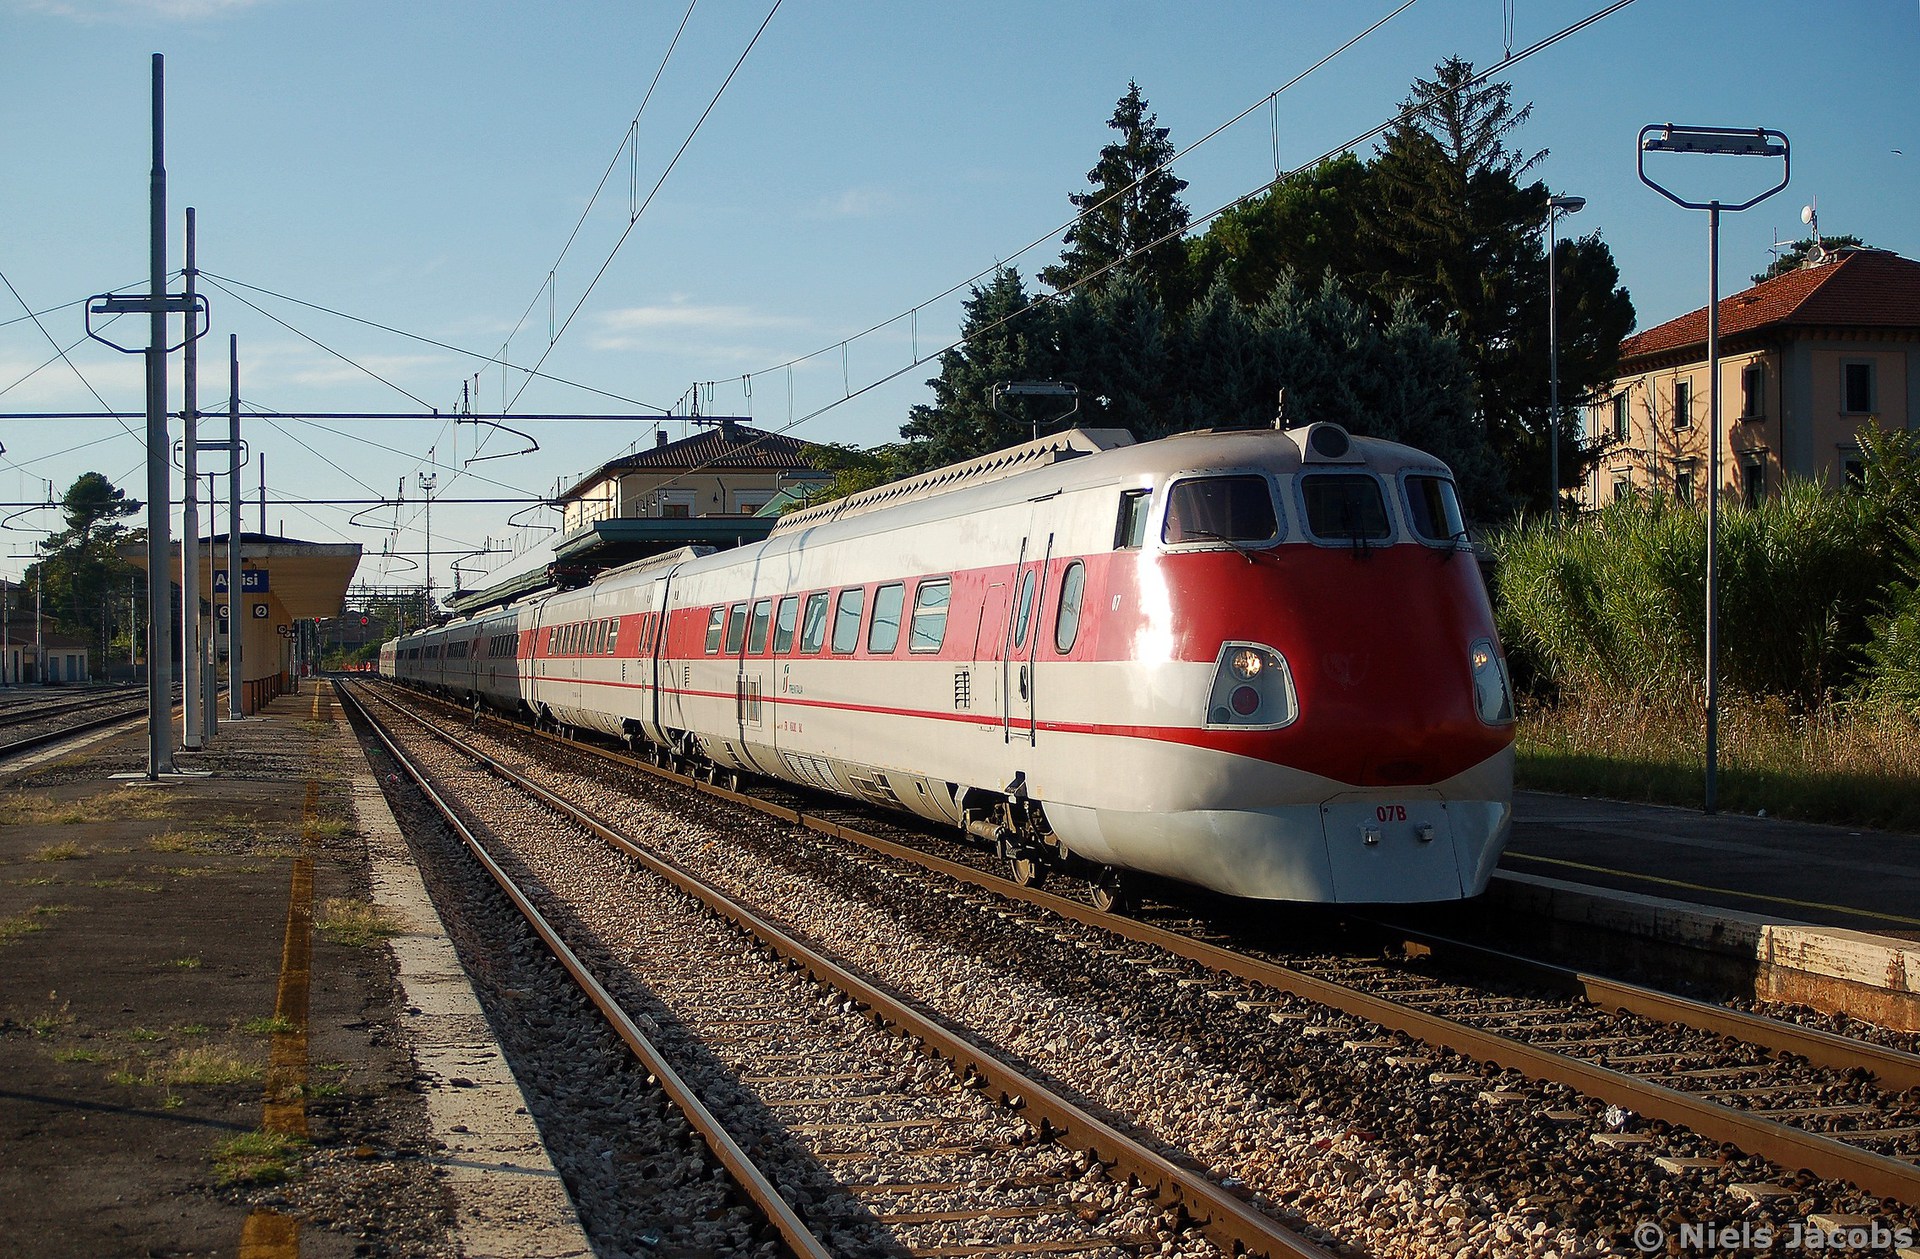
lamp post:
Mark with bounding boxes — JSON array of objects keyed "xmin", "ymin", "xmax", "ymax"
[
  {"xmin": 1545, "ymin": 193, "xmax": 1586, "ymax": 525},
  {"xmin": 1638, "ymin": 123, "xmax": 1789, "ymax": 815}
]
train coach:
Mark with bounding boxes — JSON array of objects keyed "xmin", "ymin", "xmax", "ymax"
[{"xmin": 385, "ymin": 420, "xmax": 1515, "ymax": 909}]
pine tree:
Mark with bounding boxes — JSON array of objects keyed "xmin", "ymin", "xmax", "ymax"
[
  {"xmin": 1040, "ymin": 82, "xmax": 1193, "ymax": 305},
  {"xmin": 898, "ymin": 268, "xmax": 1061, "ymax": 469},
  {"xmin": 1365, "ymin": 57, "xmax": 1633, "ymax": 515}
]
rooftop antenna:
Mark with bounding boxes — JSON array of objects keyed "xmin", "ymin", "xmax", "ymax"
[{"xmin": 1801, "ymin": 199, "xmax": 1825, "ymax": 265}]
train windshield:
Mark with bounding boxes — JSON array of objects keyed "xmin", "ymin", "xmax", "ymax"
[
  {"xmin": 1404, "ymin": 475, "xmax": 1467, "ymax": 545},
  {"xmin": 1301, "ymin": 473, "xmax": 1393, "ymax": 542},
  {"xmin": 1162, "ymin": 476, "xmax": 1279, "ymax": 545}
]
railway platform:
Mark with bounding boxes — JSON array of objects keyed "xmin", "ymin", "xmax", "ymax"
[
  {"xmin": 0, "ymin": 683, "xmax": 587, "ymax": 1258},
  {"xmin": 1465, "ymin": 792, "xmax": 1920, "ymax": 1032},
  {"xmin": 1504, "ymin": 790, "xmax": 1920, "ymax": 936}
]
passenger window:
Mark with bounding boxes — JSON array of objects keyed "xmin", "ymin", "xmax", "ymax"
[
  {"xmin": 1054, "ymin": 561, "xmax": 1086, "ymax": 653},
  {"xmin": 1012, "ymin": 569, "xmax": 1037, "ymax": 647},
  {"xmin": 772, "ymin": 597, "xmax": 799, "ymax": 654},
  {"xmin": 1162, "ymin": 475, "xmax": 1279, "ymax": 544},
  {"xmin": 724, "ymin": 604, "xmax": 748, "ymax": 653},
  {"xmin": 799, "ymin": 592, "xmax": 830, "ymax": 654},
  {"xmin": 747, "ymin": 599, "xmax": 773, "ymax": 654},
  {"xmin": 869, "ymin": 583, "xmax": 906, "ymax": 654},
  {"xmin": 606, "ymin": 619, "xmax": 618, "ymax": 653},
  {"xmin": 704, "ymin": 607, "xmax": 725, "ymax": 654},
  {"xmin": 1302, "ymin": 473, "xmax": 1392, "ymax": 541},
  {"xmin": 1116, "ymin": 489, "xmax": 1151, "ymax": 548},
  {"xmin": 909, "ymin": 580, "xmax": 949, "ymax": 653},
  {"xmin": 831, "ymin": 588, "xmax": 865, "ymax": 654},
  {"xmin": 1404, "ymin": 475, "xmax": 1466, "ymax": 545}
]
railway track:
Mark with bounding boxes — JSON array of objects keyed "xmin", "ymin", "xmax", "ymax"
[
  {"xmin": 341, "ymin": 679, "xmax": 1335, "ymax": 1259},
  {"xmin": 358, "ymin": 679, "xmax": 1920, "ymax": 1252},
  {"xmin": 0, "ymin": 688, "xmax": 159, "ymax": 762}
]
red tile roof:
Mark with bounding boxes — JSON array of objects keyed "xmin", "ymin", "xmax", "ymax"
[
  {"xmin": 558, "ymin": 419, "xmax": 817, "ymax": 502},
  {"xmin": 1620, "ymin": 249, "xmax": 1920, "ymax": 362}
]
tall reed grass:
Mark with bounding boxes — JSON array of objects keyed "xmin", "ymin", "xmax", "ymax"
[{"xmin": 1493, "ymin": 427, "xmax": 1920, "ymax": 823}]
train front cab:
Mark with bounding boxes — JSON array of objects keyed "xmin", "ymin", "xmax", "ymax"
[{"xmin": 1033, "ymin": 426, "xmax": 1515, "ymax": 904}]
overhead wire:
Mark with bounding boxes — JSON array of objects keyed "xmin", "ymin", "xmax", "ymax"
[
  {"xmin": 503, "ymin": 0, "xmax": 784, "ymax": 414},
  {"xmin": 634, "ymin": 0, "xmax": 1640, "ymax": 500},
  {"xmin": 0, "ymin": 266, "xmax": 141, "ymax": 442},
  {"xmin": 494, "ymin": 0, "xmax": 699, "ymax": 363},
  {"xmin": 680, "ymin": 0, "xmax": 1422, "ymax": 406},
  {"xmin": 201, "ymin": 274, "xmax": 437, "ymax": 410}
]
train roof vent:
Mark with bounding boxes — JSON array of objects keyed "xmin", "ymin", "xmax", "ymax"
[
  {"xmin": 770, "ymin": 428, "xmax": 1135, "ymax": 535},
  {"xmin": 1289, "ymin": 421, "xmax": 1363, "ymax": 464}
]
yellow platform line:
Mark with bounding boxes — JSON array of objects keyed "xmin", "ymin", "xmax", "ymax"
[
  {"xmin": 1504, "ymin": 850, "xmax": 1920, "ymax": 929},
  {"xmin": 239, "ymin": 1210, "xmax": 298, "ymax": 1258},
  {"xmin": 243, "ymin": 691, "xmax": 330, "ymax": 1257}
]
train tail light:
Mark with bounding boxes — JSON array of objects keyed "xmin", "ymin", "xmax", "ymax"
[
  {"xmin": 1470, "ymin": 637, "xmax": 1515, "ymax": 725},
  {"xmin": 1205, "ymin": 643, "xmax": 1298, "ymax": 729}
]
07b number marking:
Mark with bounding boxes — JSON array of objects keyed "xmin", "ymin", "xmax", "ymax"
[{"xmin": 1375, "ymin": 805, "xmax": 1408, "ymax": 823}]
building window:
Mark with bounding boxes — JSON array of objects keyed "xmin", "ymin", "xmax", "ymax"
[
  {"xmin": 1675, "ymin": 466, "xmax": 1697, "ymax": 505},
  {"xmin": 1611, "ymin": 392, "xmax": 1629, "ymax": 441},
  {"xmin": 1741, "ymin": 363, "xmax": 1764, "ymax": 420},
  {"xmin": 1842, "ymin": 361, "xmax": 1875, "ymax": 414},
  {"xmin": 1673, "ymin": 378, "xmax": 1692, "ymax": 430},
  {"xmin": 1611, "ymin": 474, "xmax": 1631, "ymax": 503},
  {"xmin": 1741, "ymin": 457, "xmax": 1765, "ymax": 508},
  {"xmin": 1844, "ymin": 453, "xmax": 1867, "ymax": 491}
]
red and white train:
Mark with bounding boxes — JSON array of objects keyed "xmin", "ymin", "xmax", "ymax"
[{"xmin": 382, "ymin": 422, "xmax": 1515, "ymax": 908}]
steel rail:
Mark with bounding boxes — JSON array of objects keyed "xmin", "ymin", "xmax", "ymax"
[
  {"xmin": 0, "ymin": 693, "xmax": 174, "ymax": 762},
  {"xmin": 338, "ymin": 684, "xmax": 837, "ymax": 1259},
  {"xmin": 1372, "ymin": 924, "xmax": 1920, "ymax": 1093},
  {"xmin": 349, "ymin": 681, "xmax": 1337, "ymax": 1259},
  {"xmin": 374, "ymin": 680, "xmax": 1920, "ymax": 1207}
]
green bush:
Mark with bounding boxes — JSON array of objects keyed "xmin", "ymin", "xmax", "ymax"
[{"xmin": 1493, "ymin": 428, "xmax": 1920, "ymax": 710}]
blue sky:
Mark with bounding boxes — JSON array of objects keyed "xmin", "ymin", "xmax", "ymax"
[{"xmin": 3, "ymin": 0, "xmax": 1916, "ymax": 590}]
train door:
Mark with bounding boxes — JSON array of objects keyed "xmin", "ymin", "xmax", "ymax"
[
  {"xmin": 970, "ymin": 580, "xmax": 1011, "ymax": 729},
  {"xmin": 1003, "ymin": 496, "xmax": 1057, "ymax": 744},
  {"xmin": 734, "ymin": 595, "xmax": 777, "ymax": 775}
]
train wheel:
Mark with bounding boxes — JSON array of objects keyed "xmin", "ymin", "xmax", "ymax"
[
  {"xmin": 1008, "ymin": 854, "xmax": 1046, "ymax": 889},
  {"xmin": 1088, "ymin": 866, "xmax": 1135, "ymax": 915}
]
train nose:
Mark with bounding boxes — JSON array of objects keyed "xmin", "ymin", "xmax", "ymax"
[{"xmin": 1318, "ymin": 794, "xmax": 1467, "ymax": 900}]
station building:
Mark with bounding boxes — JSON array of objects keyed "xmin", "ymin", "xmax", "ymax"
[
  {"xmin": 1583, "ymin": 248, "xmax": 1920, "ymax": 509},
  {"xmin": 449, "ymin": 419, "xmax": 827, "ymax": 616},
  {"xmin": 129, "ymin": 533, "xmax": 362, "ymax": 714}
]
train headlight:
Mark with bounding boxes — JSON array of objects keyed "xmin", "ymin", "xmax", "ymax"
[
  {"xmin": 1470, "ymin": 637, "xmax": 1515, "ymax": 726},
  {"xmin": 1205, "ymin": 643, "xmax": 1298, "ymax": 730}
]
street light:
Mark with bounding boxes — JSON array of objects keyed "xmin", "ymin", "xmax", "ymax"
[
  {"xmin": 1638, "ymin": 122, "xmax": 1789, "ymax": 816},
  {"xmin": 1545, "ymin": 193, "xmax": 1586, "ymax": 525}
]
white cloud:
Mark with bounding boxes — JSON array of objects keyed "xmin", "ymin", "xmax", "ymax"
[
  {"xmin": 809, "ymin": 186, "xmax": 903, "ymax": 220},
  {"xmin": 590, "ymin": 300, "xmax": 808, "ymax": 354},
  {"xmin": 11, "ymin": 0, "xmax": 265, "ymax": 21}
]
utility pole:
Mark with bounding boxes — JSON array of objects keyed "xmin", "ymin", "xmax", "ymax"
[
  {"xmin": 2, "ymin": 576, "xmax": 10, "ymax": 686},
  {"xmin": 180, "ymin": 207, "xmax": 202, "ymax": 749},
  {"xmin": 203, "ymin": 470, "xmax": 218, "ymax": 733},
  {"xmin": 229, "ymin": 337, "xmax": 244, "ymax": 719},
  {"xmin": 35, "ymin": 561, "xmax": 44, "ymax": 686},
  {"xmin": 143, "ymin": 54, "xmax": 172, "ymax": 769},
  {"xmin": 419, "ymin": 469, "xmax": 436, "ymax": 612},
  {"xmin": 258, "ymin": 452, "xmax": 266, "ymax": 534}
]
